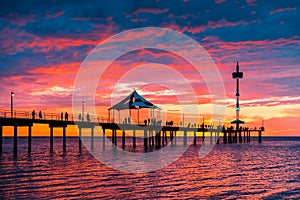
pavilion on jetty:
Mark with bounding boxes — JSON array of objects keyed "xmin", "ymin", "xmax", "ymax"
[{"xmin": 0, "ymin": 63, "xmax": 265, "ymax": 155}]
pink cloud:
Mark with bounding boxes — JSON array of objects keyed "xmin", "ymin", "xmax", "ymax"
[
  {"xmin": 270, "ymin": 7, "xmax": 296, "ymax": 15},
  {"xmin": 215, "ymin": 0, "xmax": 226, "ymax": 4},
  {"xmin": 132, "ymin": 8, "xmax": 169, "ymax": 15},
  {"xmin": 45, "ymin": 10, "xmax": 64, "ymax": 19}
]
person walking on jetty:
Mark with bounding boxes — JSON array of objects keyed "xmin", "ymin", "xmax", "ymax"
[
  {"xmin": 65, "ymin": 112, "xmax": 68, "ymax": 121},
  {"xmin": 61, "ymin": 112, "xmax": 63, "ymax": 120},
  {"xmin": 39, "ymin": 111, "xmax": 42, "ymax": 120},
  {"xmin": 87, "ymin": 113, "xmax": 91, "ymax": 122},
  {"xmin": 32, "ymin": 110, "xmax": 35, "ymax": 119}
]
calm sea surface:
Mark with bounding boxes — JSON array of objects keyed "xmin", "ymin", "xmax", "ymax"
[{"xmin": 1, "ymin": 137, "xmax": 299, "ymax": 199}]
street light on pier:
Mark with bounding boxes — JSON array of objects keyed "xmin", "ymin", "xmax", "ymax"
[
  {"xmin": 11, "ymin": 92, "xmax": 14, "ymax": 118},
  {"xmin": 82, "ymin": 101, "xmax": 85, "ymax": 122}
]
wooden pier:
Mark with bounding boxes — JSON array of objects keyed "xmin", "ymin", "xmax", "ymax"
[{"xmin": 0, "ymin": 114, "xmax": 265, "ymax": 155}]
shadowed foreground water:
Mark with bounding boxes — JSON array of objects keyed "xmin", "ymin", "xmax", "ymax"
[{"xmin": 0, "ymin": 137, "xmax": 300, "ymax": 199}]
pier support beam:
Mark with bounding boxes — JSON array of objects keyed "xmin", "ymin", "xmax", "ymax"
[
  {"xmin": 91, "ymin": 127, "xmax": 94, "ymax": 151},
  {"xmin": 243, "ymin": 130, "xmax": 246, "ymax": 143},
  {"xmin": 148, "ymin": 130, "xmax": 151, "ymax": 147},
  {"xmin": 114, "ymin": 129, "xmax": 117, "ymax": 146},
  {"xmin": 248, "ymin": 131, "xmax": 251, "ymax": 143},
  {"xmin": 175, "ymin": 131, "xmax": 177, "ymax": 145},
  {"xmin": 258, "ymin": 130, "xmax": 262, "ymax": 143},
  {"xmin": 239, "ymin": 131, "xmax": 242, "ymax": 143},
  {"xmin": 0, "ymin": 125, "xmax": 2, "ymax": 154},
  {"xmin": 28, "ymin": 125, "xmax": 32, "ymax": 154},
  {"xmin": 63, "ymin": 126, "xmax": 66, "ymax": 152},
  {"xmin": 158, "ymin": 131, "xmax": 161, "ymax": 147},
  {"xmin": 193, "ymin": 131, "xmax": 196, "ymax": 145},
  {"xmin": 228, "ymin": 132, "xmax": 232, "ymax": 143},
  {"xmin": 103, "ymin": 129, "xmax": 106, "ymax": 148},
  {"xmin": 14, "ymin": 123, "xmax": 18, "ymax": 155},
  {"xmin": 223, "ymin": 132, "xmax": 227, "ymax": 144},
  {"xmin": 133, "ymin": 130, "xmax": 136, "ymax": 148},
  {"xmin": 144, "ymin": 129, "xmax": 148, "ymax": 149},
  {"xmin": 151, "ymin": 131, "xmax": 154, "ymax": 147},
  {"xmin": 50, "ymin": 126, "xmax": 53, "ymax": 152},
  {"xmin": 122, "ymin": 130, "xmax": 125, "ymax": 148},
  {"xmin": 202, "ymin": 130, "xmax": 205, "ymax": 143},
  {"xmin": 184, "ymin": 130, "xmax": 187, "ymax": 146},
  {"xmin": 162, "ymin": 130, "xmax": 165, "ymax": 146},
  {"xmin": 165, "ymin": 131, "xmax": 168, "ymax": 146},
  {"xmin": 170, "ymin": 131, "xmax": 174, "ymax": 146},
  {"xmin": 79, "ymin": 128, "xmax": 82, "ymax": 151}
]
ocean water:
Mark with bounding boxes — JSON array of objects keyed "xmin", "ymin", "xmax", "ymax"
[{"xmin": 0, "ymin": 137, "xmax": 300, "ymax": 199}]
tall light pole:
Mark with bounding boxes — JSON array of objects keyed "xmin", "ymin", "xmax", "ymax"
[
  {"xmin": 11, "ymin": 92, "xmax": 14, "ymax": 118},
  {"xmin": 82, "ymin": 101, "xmax": 85, "ymax": 122}
]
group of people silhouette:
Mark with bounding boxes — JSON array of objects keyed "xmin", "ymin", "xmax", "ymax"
[
  {"xmin": 31, "ymin": 110, "xmax": 69, "ymax": 121},
  {"xmin": 31, "ymin": 110, "xmax": 43, "ymax": 120},
  {"xmin": 78, "ymin": 113, "xmax": 91, "ymax": 122},
  {"xmin": 60, "ymin": 112, "xmax": 69, "ymax": 121}
]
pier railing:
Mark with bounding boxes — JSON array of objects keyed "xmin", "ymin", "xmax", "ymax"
[{"xmin": 0, "ymin": 109, "xmax": 110, "ymax": 123}]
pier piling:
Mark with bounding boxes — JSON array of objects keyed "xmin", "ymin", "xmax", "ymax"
[
  {"xmin": 79, "ymin": 128, "xmax": 82, "ymax": 150},
  {"xmin": 184, "ymin": 130, "xmax": 187, "ymax": 146},
  {"xmin": 91, "ymin": 127, "xmax": 94, "ymax": 151},
  {"xmin": 223, "ymin": 132, "xmax": 227, "ymax": 144},
  {"xmin": 170, "ymin": 131, "xmax": 174, "ymax": 146},
  {"xmin": 50, "ymin": 126, "xmax": 53, "ymax": 151},
  {"xmin": 122, "ymin": 130, "xmax": 125, "ymax": 148},
  {"xmin": 258, "ymin": 130, "xmax": 262, "ymax": 143},
  {"xmin": 0, "ymin": 125, "xmax": 2, "ymax": 154},
  {"xmin": 103, "ymin": 129, "xmax": 106, "ymax": 148},
  {"xmin": 28, "ymin": 125, "xmax": 32, "ymax": 154},
  {"xmin": 193, "ymin": 131, "xmax": 196, "ymax": 145},
  {"xmin": 14, "ymin": 123, "xmax": 18, "ymax": 155},
  {"xmin": 63, "ymin": 126, "xmax": 66, "ymax": 152},
  {"xmin": 144, "ymin": 129, "xmax": 148, "ymax": 149},
  {"xmin": 133, "ymin": 130, "xmax": 136, "ymax": 148}
]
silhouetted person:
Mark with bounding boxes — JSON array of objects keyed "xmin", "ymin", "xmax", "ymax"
[
  {"xmin": 61, "ymin": 112, "xmax": 63, "ymax": 120},
  {"xmin": 65, "ymin": 112, "xmax": 68, "ymax": 121},
  {"xmin": 39, "ymin": 111, "xmax": 42, "ymax": 120},
  {"xmin": 124, "ymin": 118, "xmax": 127, "ymax": 124},
  {"xmin": 128, "ymin": 117, "xmax": 131, "ymax": 124},
  {"xmin": 32, "ymin": 110, "xmax": 35, "ymax": 119},
  {"xmin": 87, "ymin": 113, "xmax": 90, "ymax": 122},
  {"xmin": 78, "ymin": 113, "xmax": 81, "ymax": 121},
  {"xmin": 148, "ymin": 118, "xmax": 150, "ymax": 125},
  {"xmin": 144, "ymin": 119, "xmax": 147, "ymax": 126}
]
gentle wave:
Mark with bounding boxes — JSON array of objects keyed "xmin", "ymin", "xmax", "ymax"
[{"xmin": 1, "ymin": 137, "xmax": 300, "ymax": 199}]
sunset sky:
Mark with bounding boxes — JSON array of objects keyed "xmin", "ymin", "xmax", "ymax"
[{"xmin": 0, "ymin": 0, "xmax": 299, "ymax": 136}]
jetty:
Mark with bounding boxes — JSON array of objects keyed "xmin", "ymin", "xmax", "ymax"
[
  {"xmin": 0, "ymin": 63, "xmax": 265, "ymax": 155},
  {"xmin": 0, "ymin": 113, "xmax": 264, "ymax": 155}
]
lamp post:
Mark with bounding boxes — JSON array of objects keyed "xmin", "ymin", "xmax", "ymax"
[
  {"xmin": 82, "ymin": 101, "xmax": 85, "ymax": 122},
  {"xmin": 11, "ymin": 92, "xmax": 14, "ymax": 118}
]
